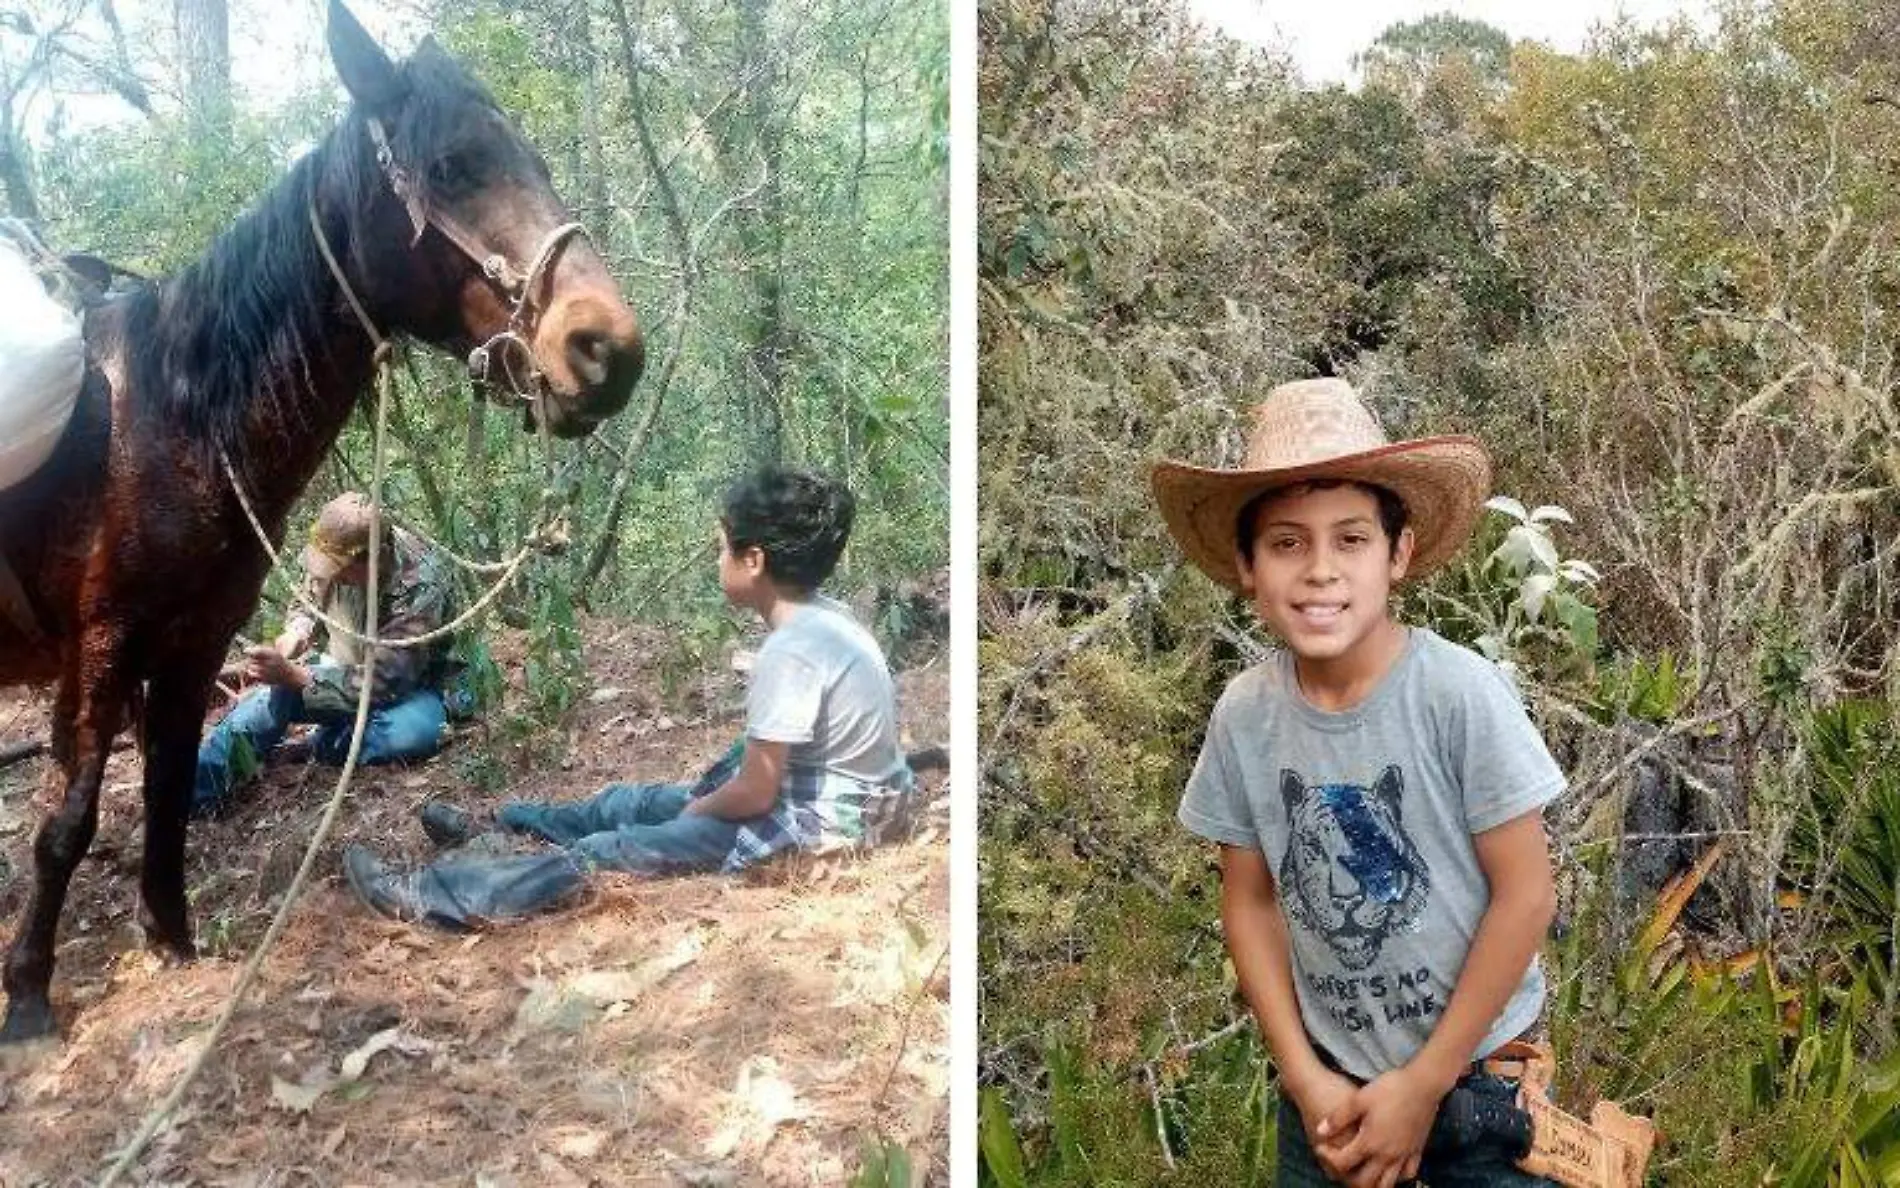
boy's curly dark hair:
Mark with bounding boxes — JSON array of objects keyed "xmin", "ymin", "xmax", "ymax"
[{"xmin": 721, "ymin": 466, "xmax": 856, "ymax": 594}]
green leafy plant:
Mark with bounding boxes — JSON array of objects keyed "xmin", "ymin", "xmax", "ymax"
[
  {"xmin": 227, "ymin": 733, "xmax": 262, "ymax": 787},
  {"xmin": 851, "ymin": 1135, "xmax": 917, "ymax": 1187},
  {"xmin": 978, "ymin": 1087, "xmax": 1030, "ymax": 1188},
  {"xmin": 522, "ymin": 579, "xmax": 584, "ymax": 723},
  {"xmin": 1593, "ymin": 651, "xmax": 1689, "ymax": 724},
  {"xmin": 1471, "ymin": 496, "xmax": 1601, "ymax": 674},
  {"xmin": 450, "ymin": 633, "xmax": 505, "ymax": 717},
  {"xmin": 200, "ymin": 908, "xmax": 239, "ymax": 958},
  {"xmin": 1787, "ymin": 703, "xmax": 1900, "ymax": 986},
  {"xmin": 1739, "ymin": 963, "xmax": 1900, "ymax": 1185}
]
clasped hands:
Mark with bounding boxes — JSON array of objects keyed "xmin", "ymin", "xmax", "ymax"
[{"xmin": 1296, "ymin": 1062, "xmax": 1446, "ymax": 1188}]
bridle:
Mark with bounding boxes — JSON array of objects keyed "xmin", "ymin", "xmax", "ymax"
[
  {"xmin": 217, "ymin": 105, "xmax": 605, "ymax": 671},
  {"xmin": 311, "ymin": 114, "xmax": 590, "ymax": 407}
]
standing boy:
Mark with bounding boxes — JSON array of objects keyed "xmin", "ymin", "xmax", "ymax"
[
  {"xmin": 343, "ymin": 466, "xmax": 918, "ymax": 927},
  {"xmin": 1152, "ymin": 379, "xmax": 1565, "ymax": 1187}
]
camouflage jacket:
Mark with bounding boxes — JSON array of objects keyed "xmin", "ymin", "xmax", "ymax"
[{"xmin": 287, "ymin": 526, "xmax": 455, "ymax": 715}]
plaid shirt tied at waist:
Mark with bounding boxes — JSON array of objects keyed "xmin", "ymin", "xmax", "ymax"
[{"xmin": 687, "ymin": 740, "xmax": 919, "ymax": 873}]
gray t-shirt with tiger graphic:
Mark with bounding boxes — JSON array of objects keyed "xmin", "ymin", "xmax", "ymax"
[{"xmin": 1178, "ymin": 627, "xmax": 1566, "ymax": 1083}]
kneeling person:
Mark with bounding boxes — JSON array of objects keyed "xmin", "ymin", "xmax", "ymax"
[
  {"xmin": 194, "ymin": 492, "xmax": 457, "ymax": 815},
  {"xmin": 344, "ymin": 466, "xmax": 916, "ymax": 929}
]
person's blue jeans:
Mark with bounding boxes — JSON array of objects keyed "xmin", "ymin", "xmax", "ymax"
[
  {"xmin": 497, "ymin": 754, "xmax": 748, "ymax": 877},
  {"xmin": 1275, "ymin": 1072, "xmax": 1556, "ymax": 1186},
  {"xmin": 194, "ymin": 680, "xmax": 447, "ymax": 814}
]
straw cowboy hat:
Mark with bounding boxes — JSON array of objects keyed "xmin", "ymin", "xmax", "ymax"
[
  {"xmin": 302, "ymin": 491, "xmax": 381, "ymax": 583},
  {"xmin": 1150, "ymin": 378, "xmax": 1492, "ymax": 592}
]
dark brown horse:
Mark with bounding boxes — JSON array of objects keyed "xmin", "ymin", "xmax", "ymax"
[{"xmin": 0, "ymin": 1, "xmax": 643, "ymax": 1042}]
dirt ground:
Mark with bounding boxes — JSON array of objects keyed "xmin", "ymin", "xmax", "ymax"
[{"xmin": 0, "ymin": 618, "xmax": 949, "ymax": 1186}]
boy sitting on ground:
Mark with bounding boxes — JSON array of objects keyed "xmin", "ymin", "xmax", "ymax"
[
  {"xmin": 343, "ymin": 465, "xmax": 917, "ymax": 928},
  {"xmin": 1153, "ymin": 378, "xmax": 1565, "ymax": 1187}
]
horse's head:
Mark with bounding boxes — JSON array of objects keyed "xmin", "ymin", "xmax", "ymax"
[{"xmin": 325, "ymin": 0, "xmax": 643, "ymax": 437}]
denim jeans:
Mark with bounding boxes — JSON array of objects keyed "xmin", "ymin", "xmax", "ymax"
[
  {"xmin": 497, "ymin": 780, "xmax": 743, "ymax": 877},
  {"xmin": 1276, "ymin": 1073, "xmax": 1556, "ymax": 1187},
  {"xmin": 194, "ymin": 680, "xmax": 447, "ymax": 814}
]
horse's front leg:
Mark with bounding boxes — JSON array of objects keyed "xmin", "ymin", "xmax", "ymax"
[
  {"xmin": 2, "ymin": 645, "xmax": 127, "ymax": 1043},
  {"xmin": 137, "ymin": 661, "xmax": 220, "ymax": 963}
]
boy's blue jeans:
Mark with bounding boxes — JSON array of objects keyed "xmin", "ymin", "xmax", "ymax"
[
  {"xmin": 1276, "ymin": 1067, "xmax": 1555, "ymax": 1186},
  {"xmin": 193, "ymin": 680, "xmax": 447, "ymax": 814},
  {"xmin": 354, "ymin": 752, "xmax": 757, "ymax": 931},
  {"xmin": 496, "ymin": 745, "xmax": 749, "ymax": 876}
]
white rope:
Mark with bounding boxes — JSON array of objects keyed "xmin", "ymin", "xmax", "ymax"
[
  {"xmin": 380, "ymin": 508, "xmax": 519, "ymax": 577},
  {"xmin": 216, "ymin": 449, "xmax": 545, "ymax": 652},
  {"xmin": 98, "ymin": 361, "xmax": 397, "ymax": 1187},
  {"xmin": 101, "ymin": 170, "xmax": 601, "ymax": 1180}
]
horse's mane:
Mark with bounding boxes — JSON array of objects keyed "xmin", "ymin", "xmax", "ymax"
[{"xmin": 117, "ymin": 44, "xmax": 499, "ymax": 472}]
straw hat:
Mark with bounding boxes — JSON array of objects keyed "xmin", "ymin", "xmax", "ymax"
[
  {"xmin": 302, "ymin": 492, "xmax": 379, "ymax": 583},
  {"xmin": 1150, "ymin": 378, "xmax": 1491, "ymax": 592}
]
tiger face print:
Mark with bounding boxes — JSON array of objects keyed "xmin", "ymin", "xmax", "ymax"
[{"xmin": 1278, "ymin": 766, "xmax": 1430, "ymax": 970}]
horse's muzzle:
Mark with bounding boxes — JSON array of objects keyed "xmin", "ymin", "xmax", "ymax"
[{"xmin": 533, "ymin": 293, "xmax": 644, "ymax": 437}]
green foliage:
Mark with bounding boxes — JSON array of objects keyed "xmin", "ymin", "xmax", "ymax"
[
  {"xmin": 850, "ymin": 1134, "xmax": 916, "ymax": 1188},
  {"xmin": 1400, "ymin": 496, "xmax": 1601, "ymax": 690},
  {"xmin": 1593, "ymin": 652, "xmax": 1688, "ymax": 724},
  {"xmin": 652, "ymin": 613, "xmax": 742, "ymax": 709},
  {"xmin": 1757, "ymin": 615, "xmax": 1816, "ymax": 714},
  {"xmin": 35, "ymin": 103, "xmax": 323, "ymax": 273},
  {"xmin": 982, "ymin": 0, "xmax": 1900, "ymax": 1183},
  {"xmin": 451, "ymin": 742, "xmax": 512, "ymax": 795},
  {"xmin": 978, "ymin": 1025, "xmax": 1287, "ymax": 1185},
  {"xmin": 1787, "ymin": 702, "xmax": 1900, "ymax": 983},
  {"xmin": 450, "ymin": 634, "xmax": 505, "ymax": 718},
  {"xmin": 1543, "ymin": 810, "xmax": 1900, "ymax": 1184},
  {"xmin": 226, "ymin": 733, "xmax": 261, "ymax": 788},
  {"xmin": 978, "ymin": 1087, "xmax": 1029, "ymax": 1187},
  {"xmin": 1360, "ymin": 13, "xmax": 1513, "ymax": 88},
  {"xmin": 199, "ymin": 907, "xmax": 239, "ymax": 959},
  {"xmin": 521, "ymin": 578, "xmax": 584, "ymax": 724}
]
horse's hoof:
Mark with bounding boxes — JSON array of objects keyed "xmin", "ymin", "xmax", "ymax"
[
  {"xmin": 139, "ymin": 911, "xmax": 199, "ymax": 965},
  {"xmin": 145, "ymin": 936, "xmax": 198, "ymax": 967},
  {"xmin": 0, "ymin": 999, "xmax": 57, "ymax": 1045}
]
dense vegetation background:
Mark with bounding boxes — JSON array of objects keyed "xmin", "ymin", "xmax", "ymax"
[
  {"xmin": 1, "ymin": 0, "xmax": 948, "ymax": 733},
  {"xmin": 980, "ymin": 2, "xmax": 1900, "ymax": 1183}
]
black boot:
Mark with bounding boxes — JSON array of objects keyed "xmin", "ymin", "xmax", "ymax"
[
  {"xmin": 343, "ymin": 845, "xmax": 587, "ymax": 931},
  {"xmin": 419, "ymin": 801, "xmax": 477, "ymax": 848}
]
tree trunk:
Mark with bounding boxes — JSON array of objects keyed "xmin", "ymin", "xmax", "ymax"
[
  {"xmin": 0, "ymin": 64, "xmax": 39, "ymax": 222},
  {"xmin": 734, "ymin": 0, "xmax": 787, "ymax": 463},
  {"xmin": 0, "ymin": 126, "xmax": 38, "ymax": 221},
  {"xmin": 576, "ymin": 0, "xmax": 699, "ymax": 607},
  {"xmin": 175, "ymin": 0, "xmax": 231, "ymax": 137},
  {"xmin": 580, "ymin": 3, "xmax": 608, "ymax": 234}
]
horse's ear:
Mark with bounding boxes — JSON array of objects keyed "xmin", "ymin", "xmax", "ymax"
[{"xmin": 327, "ymin": 0, "xmax": 405, "ymax": 112}]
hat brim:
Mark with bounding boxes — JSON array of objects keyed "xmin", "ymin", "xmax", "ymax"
[
  {"xmin": 1151, "ymin": 436, "xmax": 1492, "ymax": 593},
  {"xmin": 302, "ymin": 542, "xmax": 351, "ymax": 583}
]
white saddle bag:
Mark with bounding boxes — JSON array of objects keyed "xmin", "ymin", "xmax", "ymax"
[{"xmin": 0, "ymin": 238, "xmax": 85, "ymax": 492}]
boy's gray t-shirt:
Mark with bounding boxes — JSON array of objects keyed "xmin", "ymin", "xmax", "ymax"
[
  {"xmin": 1179, "ymin": 627, "xmax": 1565, "ymax": 1082},
  {"xmin": 747, "ymin": 595, "xmax": 906, "ymax": 785}
]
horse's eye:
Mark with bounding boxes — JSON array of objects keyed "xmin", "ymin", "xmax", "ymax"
[{"xmin": 430, "ymin": 151, "xmax": 476, "ymax": 195}]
